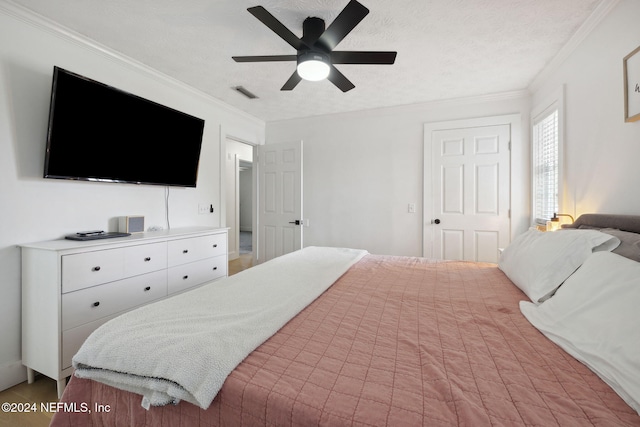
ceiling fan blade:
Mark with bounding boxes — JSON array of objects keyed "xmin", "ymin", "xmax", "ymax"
[
  {"xmin": 233, "ymin": 55, "xmax": 297, "ymax": 63},
  {"xmin": 316, "ymin": 0, "xmax": 369, "ymax": 51},
  {"xmin": 327, "ymin": 66, "xmax": 355, "ymax": 92},
  {"xmin": 331, "ymin": 51, "xmax": 397, "ymax": 64},
  {"xmin": 281, "ymin": 71, "xmax": 302, "ymax": 91},
  {"xmin": 248, "ymin": 6, "xmax": 307, "ymax": 51}
]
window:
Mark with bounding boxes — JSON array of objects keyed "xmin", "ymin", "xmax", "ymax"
[{"xmin": 532, "ymin": 106, "xmax": 560, "ymax": 224}]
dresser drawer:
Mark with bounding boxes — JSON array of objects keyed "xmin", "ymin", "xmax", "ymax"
[
  {"xmin": 201, "ymin": 233, "xmax": 227, "ymax": 258},
  {"xmin": 62, "ymin": 249, "xmax": 124, "ymax": 293},
  {"xmin": 167, "ymin": 256, "xmax": 226, "ymax": 295},
  {"xmin": 62, "ymin": 315, "xmax": 114, "ymax": 370},
  {"xmin": 167, "ymin": 233, "xmax": 227, "ymax": 267},
  {"xmin": 62, "ymin": 269, "xmax": 167, "ymax": 330},
  {"xmin": 124, "ymin": 242, "xmax": 167, "ymax": 277}
]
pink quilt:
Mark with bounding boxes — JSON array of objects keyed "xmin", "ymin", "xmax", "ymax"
[{"xmin": 51, "ymin": 255, "xmax": 640, "ymax": 426}]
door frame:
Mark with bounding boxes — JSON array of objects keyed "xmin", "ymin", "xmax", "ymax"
[
  {"xmin": 220, "ymin": 130, "xmax": 259, "ymax": 265},
  {"xmin": 423, "ymin": 114, "xmax": 522, "ymax": 258}
]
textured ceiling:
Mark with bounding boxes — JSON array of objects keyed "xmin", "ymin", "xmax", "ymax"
[{"xmin": 8, "ymin": 0, "xmax": 603, "ymax": 121}]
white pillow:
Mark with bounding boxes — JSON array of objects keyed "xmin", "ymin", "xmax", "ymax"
[
  {"xmin": 498, "ymin": 228, "xmax": 619, "ymax": 303},
  {"xmin": 520, "ymin": 251, "xmax": 640, "ymax": 414}
]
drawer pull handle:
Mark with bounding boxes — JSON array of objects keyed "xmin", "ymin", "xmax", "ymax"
[
  {"xmin": 144, "ymin": 286, "xmax": 151, "ymax": 291},
  {"xmin": 213, "ymin": 267, "xmax": 218, "ymax": 270},
  {"xmin": 144, "ymin": 257, "xmax": 151, "ymax": 262},
  {"xmin": 213, "ymin": 244, "xmax": 218, "ymax": 248},
  {"xmin": 92, "ymin": 266, "xmax": 101, "ymax": 272},
  {"xmin": 183, "ymin": 275, "xmax": 189, "ymax": 280},
  {"xmin": 183, "ymin": 249, "xmax": 189, "ymax": 254},
  {"xmin": 92, "ymin": 301, "xmax": 100, "ymax": 307}
]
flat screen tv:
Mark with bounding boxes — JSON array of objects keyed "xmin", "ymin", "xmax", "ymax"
[{"xmin": 44, "ymin": 66, "xmax": 205, "ymax": 187}]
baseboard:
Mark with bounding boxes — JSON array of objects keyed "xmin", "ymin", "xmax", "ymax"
[
  {"xmin": 0, "ymin": 360, "xmax": 27, "ymax": 391},
  {"xmin": 239, "ymin": 227, "xmax": 253, "ymax": 232}
]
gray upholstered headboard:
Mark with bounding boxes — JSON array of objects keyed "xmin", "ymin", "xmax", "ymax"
[
  {"xmin": 562, "ymin": 214, "xmax": 640, "ymax": 262},
  {"xmin": 561, "ymin": 213, "xmax": 640, "ymax": 234}
]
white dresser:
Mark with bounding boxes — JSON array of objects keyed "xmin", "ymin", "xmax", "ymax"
[{"xmin": 21, "ymin": 227, "xmax": 228, "ymax": 398}]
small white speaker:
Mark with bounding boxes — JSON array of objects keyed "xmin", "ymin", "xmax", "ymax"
[{"xmin": 119, "ymin": 216, "xmax": 145, "ymax": 234}]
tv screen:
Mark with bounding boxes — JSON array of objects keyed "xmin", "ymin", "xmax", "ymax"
[{"xmin": 44, "ymin": 66, "xmax": 205, "ymax": 187}]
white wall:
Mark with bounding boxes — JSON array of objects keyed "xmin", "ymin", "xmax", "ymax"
[
  {"xmin": 531, "ymin": 0, "xmax": 640, "ymax": 217},
  {"xmin": 0, "ymin": 5, "xmax": 264, "ymax": 390},
  {"xmin": 267, "ymin": 94, "xmax": 531, "ymax": 256}
]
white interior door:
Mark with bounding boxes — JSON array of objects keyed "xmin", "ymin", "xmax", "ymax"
[
  {"xmin": 424, "ymin": 120, "xmax": 511, "ymax": 263},
  {"xmin": 257, "ymin": 140, "xmax": 303, "ymax": 263}
]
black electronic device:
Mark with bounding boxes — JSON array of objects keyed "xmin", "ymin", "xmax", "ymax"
[
  {"xmin": 44, "ymin": 67, "xmax": 205, "ymax": 187},
  {"xmin": 65, "ymin": 232, "xmax": 131, "ymax": 241},
  {"xmin": 75, "ymin": 230, "xmax": 105, "ymax": 236}
]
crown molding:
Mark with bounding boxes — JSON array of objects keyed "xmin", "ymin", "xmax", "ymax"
[
  {"xmin": 528, "ymin": 0, "xmax": 620, "ymax": 93},
  {"xmin": 269, "ymin": 89, "xmax": 531, "ymax": 124},
  {"xmin": 0, "ymin": 0, "xmax": 265, "ymax": 126}
]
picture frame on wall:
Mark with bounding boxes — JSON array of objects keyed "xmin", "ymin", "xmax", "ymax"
[{"xmin": 624, "ymin": 45, "xmax": 640, "ymax": 122}]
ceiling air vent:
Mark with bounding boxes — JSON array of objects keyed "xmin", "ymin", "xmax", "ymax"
[{"xmin": 233, "ymin": 86, "xmax": 258, "ymax": 99}]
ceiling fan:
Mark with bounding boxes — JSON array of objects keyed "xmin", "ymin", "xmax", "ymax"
[{"xmin": 232, "ymin": 0, "xmax": 397, "ymax": 92}]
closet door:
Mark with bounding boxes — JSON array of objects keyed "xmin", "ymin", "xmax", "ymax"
[{"xmin": 424, "ymin": 117, "xmax": 512, "ymax": 263}]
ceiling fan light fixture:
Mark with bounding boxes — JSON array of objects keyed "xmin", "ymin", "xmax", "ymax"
[
  {"xmin": 233, "ymin": 2, "xmax": 396, "ymax": 91},
  {"xmin": 297, "ymin": 51, "xmax": 330, "ymax": 81}
]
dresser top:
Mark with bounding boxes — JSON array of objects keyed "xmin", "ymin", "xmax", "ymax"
[{"xmin": 21, "ymin": 227, "xmax": 229, "ymax": 251}]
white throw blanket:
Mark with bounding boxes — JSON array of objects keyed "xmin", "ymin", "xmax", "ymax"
[{"xmin": 73, "ymin": 246, "xmax": 368, "ymax": 410}]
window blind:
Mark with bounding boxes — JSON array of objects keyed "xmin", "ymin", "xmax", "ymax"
[{"xmin": 533, "ymin": 109, "xmax": 558, "ymax": 223}]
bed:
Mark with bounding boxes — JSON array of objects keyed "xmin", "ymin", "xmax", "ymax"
[{"xmin": 50, "ymin": 214, "xmax": 640, "ymax": 426}]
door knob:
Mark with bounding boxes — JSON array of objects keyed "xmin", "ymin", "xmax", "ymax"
[
  {"xmin": 289, "ymin": 220, "xmax": 301, "ymax": 225},
  {"xmin": 433, "ymin": 219, "xmax": 441, "ymax": 224}
]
